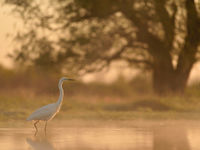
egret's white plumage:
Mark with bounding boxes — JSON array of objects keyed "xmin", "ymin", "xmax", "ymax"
[
  {"xmin": 27, "ymin": 103, "xmax": 59, "ymax": 121},
  {"xmin": 27, "ymin": 77, "xmax": 73, "ymax": 136}
]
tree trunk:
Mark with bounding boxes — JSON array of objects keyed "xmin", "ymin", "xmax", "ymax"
[
  {"xmin": 153, "ymin": 61, "xmax": 174, "ymax": 95},
  {"xmin": 153, "ymin": 65, "xmax": 174, "ymax": 95},
  {"xmin": 153, "ymin": 0, "xmax": 199, "ymax": 95},
  {"xmin": 151, "ymin": 46, "xmax": 193, "ymax": 95},
  {"xmin": 153, "ymin": 68, "xmax": 185, "ymax": 95},
  {"xmin": 153, "ymin": 61, "xmax": 192, "ymax": 95}
]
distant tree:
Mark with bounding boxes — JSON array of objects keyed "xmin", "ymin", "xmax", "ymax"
[{"xmin": 4, "ymin": 0, "xmax": 200, "ymax": 94}]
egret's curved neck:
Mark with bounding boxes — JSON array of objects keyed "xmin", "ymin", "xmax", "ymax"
[{"xmin": 56, "ymin": 80, "xmax": 64, "ymax": 107}]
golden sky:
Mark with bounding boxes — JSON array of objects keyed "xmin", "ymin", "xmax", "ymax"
[{"xmin": 0, "ymin": 5, "xmax": 16, "ymax": 68}]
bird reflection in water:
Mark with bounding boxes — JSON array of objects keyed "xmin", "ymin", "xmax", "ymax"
[{"xmin": 26, "ymin": 137, "xmax": 55, "ymax": 150}]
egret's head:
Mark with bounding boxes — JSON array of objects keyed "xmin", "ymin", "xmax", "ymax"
[{"xmin": 60, "ymin": 77, "xmax": 75, "ymax": 82}]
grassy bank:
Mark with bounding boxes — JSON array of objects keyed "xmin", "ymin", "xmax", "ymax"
[
  {"xmin": 1, "ymin": 90, "xmax": 200, "ymax": 121},
  {"xmin": 1, "ymin": 70, "xmax": 200, "ymax": 121}
]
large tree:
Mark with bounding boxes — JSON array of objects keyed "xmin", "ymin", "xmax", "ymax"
[{"xmin": 4, "ymin": 0, "xmax": 200, "ymax": 94}]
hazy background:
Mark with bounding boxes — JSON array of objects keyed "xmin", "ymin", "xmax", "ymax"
[
  {"xmin": 0, "ymin": 0, "xmax": 200, "ymax": 122},
  {"xmin": 1, "ymin": 13, "xmax": 200, "ymax": 85},
  {"xmin": 1, "ymin": 1, "xmax": 200, "ymax": 84},
  {"xmin": 1, "ymin": 2, "xmax": 200, "ymax": 150}
]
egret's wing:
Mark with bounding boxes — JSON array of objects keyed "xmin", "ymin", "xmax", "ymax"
[{"xmin": 27, "ymin": 103, "xmax": 57, "ymax": 121}]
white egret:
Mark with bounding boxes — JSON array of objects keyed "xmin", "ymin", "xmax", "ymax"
[{"xmin": 27, "ymin": 77, "xmax": 74, "ymax": 136}]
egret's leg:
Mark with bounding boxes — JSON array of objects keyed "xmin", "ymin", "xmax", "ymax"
[
  {"xmin": 44, "ymin": 121, "xmax": 48, "ymax": 136},
  {"xmin": 34, "ymin": 120, "xmax": 39, "ymax": 136}
]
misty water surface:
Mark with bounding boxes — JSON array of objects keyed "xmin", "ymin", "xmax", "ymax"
[{"xmin": 0, "ymin": 121, "xmax": 200, "ymax": 150}]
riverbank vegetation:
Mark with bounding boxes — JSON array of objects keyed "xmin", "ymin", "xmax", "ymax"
[{"xmin": 1, "ymin": 67, "xmax": 200, "ymax": 121}]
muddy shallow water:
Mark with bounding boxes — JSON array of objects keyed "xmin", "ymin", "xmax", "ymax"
[{"xmin": 0, "ymin": 121, "xmax": 200, "ymax": 150}]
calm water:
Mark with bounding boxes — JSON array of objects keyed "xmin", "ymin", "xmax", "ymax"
[{"xmin": 0, "ymin": 121, "xmax": 200, "ymax": 150}]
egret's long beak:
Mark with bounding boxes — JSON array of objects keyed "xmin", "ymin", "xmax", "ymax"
[{"xmin": 67, "ymin": 78, "xmax": 75, "ymax": 81}]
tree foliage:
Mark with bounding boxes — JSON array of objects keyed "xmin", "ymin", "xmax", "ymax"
[{"xmin": 4, "ymin": 0, "xmax": 200, "ymax": 94}]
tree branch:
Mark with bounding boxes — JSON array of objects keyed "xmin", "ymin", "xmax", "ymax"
[
  {"xmin": 176, "ymin": 0, "xmax": 200, "ymax": 77},
  {"xmin": 119, "ymin": 1, "xmax": 167, "ymax": 56},
  {"xmin": 154, "ymin": 0, "xmax": 177, "ymax": 50},
  {"xmin": 123, "ymin": 57, "xmax": 152, "ymax": 66}
]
